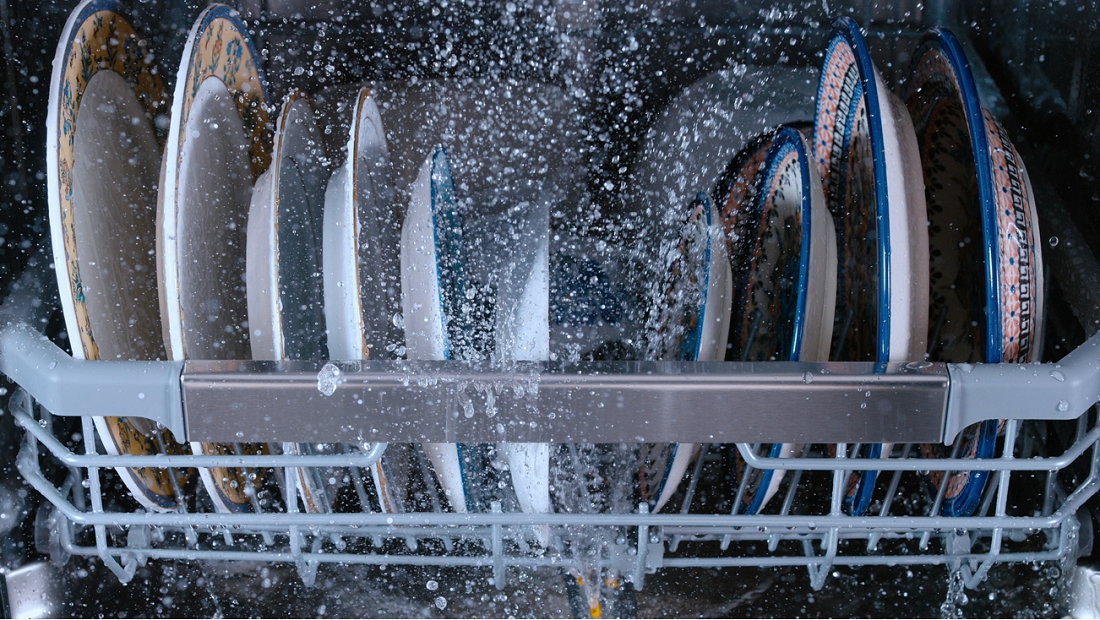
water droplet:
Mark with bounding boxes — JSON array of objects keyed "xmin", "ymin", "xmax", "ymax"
[
  {"xmin": 1058, "ymin": 400, "xmax": 1070, "ymax": 412},
  {"xmin": 392, "ymin": 313, "xmax": 404, "ymax": 329},
  {"xmin": 1049, "ymin": 236, "xmax": 1059, "ymax": 247},
  {"xmin": 426, "ymin": 579, "xmax": 439, "ymax": 591},
  {"xmin": 434, "ymin": 596, "xmax": 447, "ymax": 610},
  {"xmin": 317, "ymin": 363, "xmax": 341, "ymax": 396},
  {"xmin": 1051, "ymin": 370, "xmax": 1066, "ymax": 382},
  {"xmin": 802, "ymin": 372, "xmax": 813, "ymax": 384}
]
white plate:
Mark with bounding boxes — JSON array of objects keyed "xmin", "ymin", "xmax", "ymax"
[
  {"xmin": 160, "ymin": 3, "xmax": 274, "ymax": 514},
  {"xmin": 46, "ymin": 0, "xmax": 190, "ymax": 513},
  {"xmin": 401, "ymin": 146, "xmax": 469, "ymax": 513},
  {"xmin": 247, "ymin": 91, "xmax": 333, "ymax": 513},
  {"xmin": 321, "ymin": 86, "xmax": 408, "ymax": 513},
  {"xmin": 493, "ymin": 199, "xmax": 551, "ymax": 544}
]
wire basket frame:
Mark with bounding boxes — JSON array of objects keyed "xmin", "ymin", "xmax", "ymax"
[{"xmin": 12, "ymin": 388, "xmax": 1094, "ymax": 592}]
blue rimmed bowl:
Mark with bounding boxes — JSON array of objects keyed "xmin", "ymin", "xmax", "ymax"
[
  {"xmin": 905, "ymin": 26, "xmax": 1044, "ymax": 517},
  {"xmin": 813, "ymin": 17, "xmax": 930, "ymax": 517},
  {"xmin": 720, "ymin": 126, "xmax": 837, "ymax": 514}
]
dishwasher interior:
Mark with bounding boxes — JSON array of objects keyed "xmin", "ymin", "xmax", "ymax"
[{"xmin": 0, "ymin": 0, "xmax": 1099, "ymax": 616}]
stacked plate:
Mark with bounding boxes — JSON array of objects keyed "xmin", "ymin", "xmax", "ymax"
[
  {"xmin": 627, "ymin": 17, "xmax": 1043, "ymax": 518},
  {"xmin": 47, "ymin": 0, "xmax": 1042, "ymax": 526}
]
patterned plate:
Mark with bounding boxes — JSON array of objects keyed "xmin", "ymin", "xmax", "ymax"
[
  {"xmin": 159, "ymin": 4, "xmax": 275, "ymax": 514},
  {"xmin": 722, "ymin": 126, "xmax": 837, "ymax": 514},
  {"xmin": 813, "ymin": 17, "xmax": 929, "ymax": 516},
  {"xmin": 906, "ymin": 27, "xmax": 1044, "ymax": 517},
  {"xmin": 247, "ymin": 91, "xmax": 335, "ymax": 513},
  {"xmin": 321, "ymin": 87, "xmax": 409, "ymax": 514},
  {"xmin": 47, "ymin": 0, "xmax": 192, "ymax": 512},
  {"xmin": 639, "ymin": 192, "xmax": 733, "ymax": 513}
]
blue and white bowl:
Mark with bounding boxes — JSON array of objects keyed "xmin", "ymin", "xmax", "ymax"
[
  {"xmin": 812, "ymin": 17, "xmax": 929, "ymax": 517},
  {"xmin": 722, "ymin": 126, "xmax": 837, "ymax": 513},
  {"xmin": 639, "ymin": 192, "xmax": 732, "ymax": 513},
  {"xmin": 905, "ymin": 27, "xmax": 1044, "ymax": 517}
]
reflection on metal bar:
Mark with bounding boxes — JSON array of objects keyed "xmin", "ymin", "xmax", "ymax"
[
  {"xmin": 181, "ymin": 357, "xmax": 950, "ymax": 444},
  {"xmin": 6, "ymin": 318, "xmax": 1100, "ymax": 445}
]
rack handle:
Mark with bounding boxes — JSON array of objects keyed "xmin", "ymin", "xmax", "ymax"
[{"xmin": 0, "ymin": 322, "xmax": 185, "ymax": 439}]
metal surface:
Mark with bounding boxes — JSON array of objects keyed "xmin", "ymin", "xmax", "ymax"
[
  {"xmin": 2, "ymin": 561, "xmax": 70, "ymax": 619},
  {"xmin": 181, "ymin": 358, "xmax": 950, "ymax": 444}
]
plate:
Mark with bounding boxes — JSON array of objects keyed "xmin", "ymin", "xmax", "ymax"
[
  {"xmin": 159, "ymin": 3, "xmax": 274, "ymax": 514},
  {"xmin": 639, "ymin": 192, "xmax": 732, "ymax": 513},
  {"xmin": 630, "ymin": 65, "xmax": 819, "ymax": 222},
  {"xmin": 906, "ymin": 27, "xmax": 1044, "ymax": 517},
  {"xmin": 401, "ymin": 146, "xmax": 471, "ymax": 512},
  {"xmin": 812, "ymin": 16, "xmax": 929, "ymax": 516},
  {"xmin": 722, "ymin": 126, "xmax": 837, "ymax": 514},
  {"xmin": 46, "ymin": 0, "xmax": 191, "ymax": 513},
  {"xmin": 321, "ymin": 86, "xmax": 409, "ymax": 514},
  {"xmin": 246, "ymin": 91, "xmax": 333, "ymax": 513},
  {"xmin": 493, "ymin": 198, "xmax": 551, "ymax": 543}
]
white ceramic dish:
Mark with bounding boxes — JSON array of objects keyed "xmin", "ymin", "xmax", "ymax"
[
  {"xmin": 906, "ymin": 27, "xmax": 1044, "ymax": 517},
  {"xmin": 160, "ymin": 3, "xmax": 274, "ymax": 514},
  {"xmin": 640, "ymin": 193, "xmax": 732, "ymax": 513},
  {"xmin": 321, "ymin": 86, "xmax": 408, "ymax": 514},
  {"xmin": 812, "ymin": 17, "xmax": 929, "ymax": 516},
  {"xmin": 46, "ymin": 0, "xmax": 190, "ymax": 513},
  {"xmin": 401, "ymin": 146, "xmax": 469, "ymax": 513},
  {"xmin": 247, "ymin": 91, "xmax": 333, "ymax": 513},
  {"xmin": 493, "ymin": 199, "xmax": 551, "ymax": 543}
]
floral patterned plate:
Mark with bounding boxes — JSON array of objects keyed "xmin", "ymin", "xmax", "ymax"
[
  {"xmin": 47, "ymin": 0, "xmax": 191, "ymax": 513},
  {"xmin": 639, "ymin": 192, "xmax": 733, "ymax": 513},
  {"xmin": 721, "ymin": 126, "xmax": 837, "ymax": 514},
  {"xmin": 813, "ymin": 17, "xmax": 929, "ymax": 516},
  {"xmin": 159, "ymin": 4, "xmax": 275, "ymax": 514},
  {"xmin": 906, "ymin": 27, "xmax": 1044, "ymax": 517}
]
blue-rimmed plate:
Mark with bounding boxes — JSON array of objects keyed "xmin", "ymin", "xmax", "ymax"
[
  {"xmin": 639, "ymin": 192, "xmax": 732, "ymax": 513},
  {"xmin": 905, "ymin": 27, "xmax": 1044, "ymax": 517},
  {"xmin": 722, "ymin": 126, "xmax": 837, "ymax": 514},
  {"xmin": 812, "ymin": 16, "xmax": 929, "ymax": 516},
  {"xmin": 401, "ymin": 146, "xmax": 476, "ymax": 513}
]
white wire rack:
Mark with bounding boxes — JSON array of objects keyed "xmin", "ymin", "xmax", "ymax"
[{"xmin": 9, "ymin": 375, "xmax": 1096, "ymax": 592}]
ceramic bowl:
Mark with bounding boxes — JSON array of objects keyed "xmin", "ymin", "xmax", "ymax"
[
  {"xmin": 813, "ymin": 16, "xmax": 929, "ymax": 516},
  {"xmin": 906, "ymin": 27, "xmax": 1044, "ymax": 517},
  {"xmin": 723, "ymin": 126, "xmax": 837, "ymax": 514},
  {"xmin": 639, "ymin": 192, "xmax": 732, "ymax": 513}
]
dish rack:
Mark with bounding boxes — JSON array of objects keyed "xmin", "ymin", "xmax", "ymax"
[
  {"xmin": 4, "ymin": 0, "xmax": 1100, "ymax": 602},
  {"xmin": 2, "ymin": 246, "xmax": 1097, "ymax": 593}
]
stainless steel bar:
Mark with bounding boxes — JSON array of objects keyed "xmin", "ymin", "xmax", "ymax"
[
  {"xmin": 5, "ymin": 316, "xmax": 1100, "ymax": 445},
  {"xmin": 181, "ymin": 358, "xmax": 950, "ymax": 443}
]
